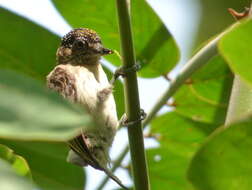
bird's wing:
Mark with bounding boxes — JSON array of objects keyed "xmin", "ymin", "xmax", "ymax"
[
  {"xmin": 46, "ymin": 64, "xmax": 102, "ymax": 109},
  {"xmin": 46, "ymin": 65, "xmax": 78, "ymax": 102},
  {"xmin": 46, "ymin": 64, "xmax": 108, "ymax": 168}
]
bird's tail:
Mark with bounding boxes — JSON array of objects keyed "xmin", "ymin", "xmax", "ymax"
[{"xmin": 68, "ymin": 135, "xmax": 129, "ymax": 189}]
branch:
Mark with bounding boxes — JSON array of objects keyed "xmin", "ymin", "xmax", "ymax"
[
  {"xmin": 96, "ymin": 21, "xmax": 242, "ymax": 189},
  {"xmin": 144, "ymin": 36, "xmax": 219, "ymax": 125},
  {"xmin": 143, "ymin": 20, "xmax": 239, "ymax": 125},
  {"xmin": 115, "ymin": 0, "xmax": 150, "ymax": 189}
]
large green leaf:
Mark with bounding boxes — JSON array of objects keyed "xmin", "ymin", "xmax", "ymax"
[
  {"xmin": 1, "ymin": 140, "xmax": 85, "ymax": 190},
  {"xmin": 0, "ymin": 144, "xmax": 31, "ymax": 179},
  {"xmin": 188, "ymin": 117, "xmax": 252, "ymax": 190},
  {"xmin": 0, "ymin": 8, "xmax": 59, "ymax": 79},
  {"xmin": 131, "ymin": 0, "xmax": 179, "ymax": 77},
  {"xmin": 174, "ymin": 56, "xmax": 233, "ymax": 124},
  {"xmin": 0, "ymin": 159, "xmax": 35, "ymax": 190},
  {"xmin": 147, "ymin": 112, "xmax": 217, "ymax": 190},
  {"xmin": 219, "ymin": 19, "xmax": 252, "ymax": 86},
  {"xmin": 0, "ymin": 70, "xmax": 91, "ymax": 141},
  {"xmin": 51, "ymin": 0, "xmax": 179, "ymax": 78},
  {"xmin": 0, "ymin": 8, "xmax": 124, "ymax": 118},
  {"xmin": 196, "ymin": 0, "xmax": 248, "ymax": 45}
]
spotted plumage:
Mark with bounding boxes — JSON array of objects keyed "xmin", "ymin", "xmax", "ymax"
[
  {"xmin": 46, "ymin": 28, "xmax": 128, "ymax": 189},
  {"xmin": 47, "ymin": 27, "xmax": 118, "ymax": 168},
  {"xmin": 56, "ymin": 28, "xmax": 113, "ymax": 65},
  {"xmin": 61, "ymin": 28, "xmax": 101, "ymax": 48}
]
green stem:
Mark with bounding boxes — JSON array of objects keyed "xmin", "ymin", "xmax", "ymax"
[
  {"xmin": 144, "ymin": 36, "xmax": 219, "ymax": 125},
  {"xmin": 225, "ymin": 76, "xmax": 252, "ymax": 126},
  {"xmin": 225, "ymin": 3, "xmax": 252, "ymax": 126},
  {"xmin": 96, "ymin": 21, "xmax": 242, "ymax": 190},
  {"xmin": 115, "ymin": 0, "xmax": 150, "ymax": 190},
  {"xmin": 96, "ymin": 147, "xmax": 129, "ymax": 190},
  {"xmin": 96, "ymin": 30, "xmax": 221, "ymax": 190},
  {"xmin": 250, "ymin": 2, "xmax": 252, "ymax": 16},
  {"xmin": 142, "ymin": 22, "xmax": 239, "ymax": 129}
]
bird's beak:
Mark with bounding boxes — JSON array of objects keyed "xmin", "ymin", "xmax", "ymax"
[{"xmin": 100, "ymin": 47, "xmax": 114, "ymax": 55}]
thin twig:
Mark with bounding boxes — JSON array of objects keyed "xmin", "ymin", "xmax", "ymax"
[{"xmin": 96, "ymin": 147, "xmax": 129, "ymax": 190}]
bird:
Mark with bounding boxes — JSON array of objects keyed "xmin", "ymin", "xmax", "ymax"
[{"xmin": 46, "ymin": 28, "xmax": 128, "ymax": 189}]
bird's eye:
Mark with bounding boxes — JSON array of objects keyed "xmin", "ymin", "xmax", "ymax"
[{"xmin": 73, "ymin": 40, "xmax": 87, "ymax": 50}]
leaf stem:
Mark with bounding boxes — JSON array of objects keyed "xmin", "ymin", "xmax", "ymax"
[
  {"xmin": 144, "ymin": 36, "xmax": 221, "ymax": 125},
  {"xmin": 143, "ymin": 21, "xmax": 239, "ymax": 125},
  {"xmin": 115, "ymin": 0, "xmax": 150, "ymax": 189},
  {"xmin": 225, "ymin": 4, "xmax": 252, "ymax": 125},
  {"xmin": 225, "ymin": 76, "xmax": 252, "ymax": 125}
]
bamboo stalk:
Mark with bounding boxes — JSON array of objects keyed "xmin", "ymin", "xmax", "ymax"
[{"xmin": 115, "ymin": 0, "xmax": 150, "ymax": 189}]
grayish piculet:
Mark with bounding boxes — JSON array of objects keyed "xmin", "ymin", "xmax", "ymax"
[{"xmin": 46, "ymin": 28, "xmax": 119, "ymax": 173}]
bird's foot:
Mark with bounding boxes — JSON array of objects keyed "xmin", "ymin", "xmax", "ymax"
[
  {"xmin": 110, "ymin": 63, "xmax": 141, "ymax": 85},
  {"xmin": 119, "ymin": 109, "xmax": 147, "ymax": 127}
]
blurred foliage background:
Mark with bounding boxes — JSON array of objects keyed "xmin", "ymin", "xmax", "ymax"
[
  {"xmin": 196, "ymin": 0, "xmax": 248, "ymax": 45},
  {"xmin": 0, "ymin": 0, "xmax": 251, "ymax": 190}
]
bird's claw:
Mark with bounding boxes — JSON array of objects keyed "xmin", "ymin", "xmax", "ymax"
[
  {"xmin": 119, "ymin": 109, "xmax": 147, "ymax": 127},
  {"xmin": 110, "ymin": 64, "xmax": 141, "ymax": 85}
]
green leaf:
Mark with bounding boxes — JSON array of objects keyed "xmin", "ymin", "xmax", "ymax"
[
  {"xmin": 0, "ymin": 8, "xmax": 59, "ymax": 79},
  {"xmin": 147, "ymin": 112, "xmax": 217, "ymax": 190},
  {"xmin": 188, "ymin": 117, "xmax": 252, "ymax": 190},
  {"xmin": 0, "ymin": 69, "xmax": 91, "ymax": 141},
  {"xmin": 174, "ymin": 56, "xmax": 233, "ymax": 124},
  {"xmin": 0, "ymin": 8, "xmax": 124, "ymax": 118},
  {"xmin": 219, "ymin": 19, "xmax": 252, "ymax": 86},
  {"xmin": 131, "ymin": 0, "xmax": 179, "ymax": 77},
  {"xmin": 0, "ymin": 140, "xmax": 85, "ymax": 190},
  {"xmin": 0, "ymin": 144, "xmax": 31, "ymax": 179},
  {"xmin": 196, "ymin": 0, "xmax": 247, "ymax": 45},
  {"xmin": 0, "ymin": 159, "xmax": 35, "ymax": 190},
  {"xmin": 51, "ymin": 0, "xmax": 179, "ymax": 78}
]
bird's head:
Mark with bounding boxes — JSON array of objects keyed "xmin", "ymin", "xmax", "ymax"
[{"xmin": 56, "ymin": 28, "xmax": 113, "ymax": 65}]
